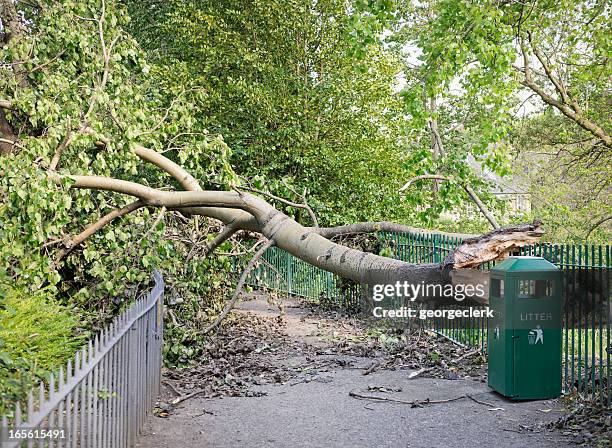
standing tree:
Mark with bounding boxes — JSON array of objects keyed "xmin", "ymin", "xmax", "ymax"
[
  {"xmin": 397, "ymin": 0, "xmax": 610, "ymax": 239},
  {"xmin": 124, "ymin": 0, "xmax": 413, "ymax": 227}
]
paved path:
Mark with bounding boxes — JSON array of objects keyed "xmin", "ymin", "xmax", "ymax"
[{"xmin": 137, "ymin": 295, "xmax": 572, "ymax": 448}]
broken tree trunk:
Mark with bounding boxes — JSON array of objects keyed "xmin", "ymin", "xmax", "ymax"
[{"xmin": 444, "ymin": 221, "xmax": 543, "ymax": 269}]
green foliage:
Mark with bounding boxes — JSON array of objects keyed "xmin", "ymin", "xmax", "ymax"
[
  {"xmin": 0, "ymin": 287, "xmax": 86, "ymax": 416},
  {"xmin": 387, "ymin": 0, "xmax": 610, "ymax": 235},
  {"xmin": 0, "ymin": 0, "xmax": 608, "ymax": 395},
  {"xmin": 126, "ymin": 0, "xmax": 413, "ymax": 226},
  {"xmin": 0, "ymin": 0, "xmax": 237, "ymax": 369}
]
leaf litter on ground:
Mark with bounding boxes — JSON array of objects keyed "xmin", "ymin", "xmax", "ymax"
[{"xmin": 154, "ymin": 302, "xmax": 488, "ymax": 416}]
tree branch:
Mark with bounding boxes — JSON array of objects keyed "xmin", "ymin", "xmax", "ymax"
[
  {"xmin": 202, "ymin": 238, "xmax": 274, "ymax": 334},
  {"xmin": 399, "ymin": 174, "xmax": 448, "ymax": 192},
  {"xmin": 585, "ymin": 215, "xmax": 611, "ymax": 241},
  {"xmin": 49, "ymin": 168, "xmax": 542, "ymax": 304},
  {"xmin": 462, "ymin": 184, "xmax": 500, "ymax": 230},
  {"xmin": 0, "ymin": 136, "xmax": 25, "ymax": 152},
  {"xmin": 0, "ymin": 0, "xmax": 23, "ymax": 44},
  {"xmin": 142, "ymin": 206, "xmax": 167, "ymax": 238},
  {"xmin": 130, "ymin": 144, "xmax": 259, "ymax": 230},
  {"xmin": 0, "ymin": 0, "xmax": 27, "ymax": 87},
  {"xmin": 75, "ymin": 132, "xmax": 260, "ymax": 231},
  {"xmin": 53, "ymin": 199, "xmax": 145, "ymax": 264},
  {"xmin": 528, "ymin": 33, "xmax": 574, "ymax": 110},
  {"xmin": 236, "ymin": 184, "xmax": 318, "ymax": 227},
  {"xmin": 204, "ymin": 225, "xmax": 239, "ymax": 256},
  {"xmin": 132, "ymin": 144, "xmax": 203, "ymax": 192},
  {"xmin": 282, "ymin": 179, "xmax": 319, "ymax": 228},
  {"xmin": 315, "ymin": 221, "xmax": 476, "ymax": 239},
  {"xmin": 518, "ymin": 39, "xmax": 611, "ymax": 148},
  {"xmin": 399, "ymin": 175, "xmax": 500, "ymax": 229},
  {"xmin": 49, "ymin": 117, "xmax": 72, "ymax": 171},
  {"xmin": 447, "ymin": 221, "xmax": 543, "ymax": 268}
]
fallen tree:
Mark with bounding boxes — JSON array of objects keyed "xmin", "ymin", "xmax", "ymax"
[
  {"xmin": 0, "ymin": 0, "xmax": 544, "ymax": 320},
  {"xmin": 43, "ymin": 142, "xmax": 543, "ymax": 306}
]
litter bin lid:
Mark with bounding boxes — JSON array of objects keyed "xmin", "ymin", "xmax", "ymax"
[{"xmin": 491, "ymin": 256, "xmax": 559, "ymax": 273}]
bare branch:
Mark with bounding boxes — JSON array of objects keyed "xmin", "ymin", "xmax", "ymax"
[
  {"xmin": 0, "ymin": 137, "xmax": 25, "ymax": 152},
  {"xmin": 399, "ymin": 174, "xmax": 448, "ymax": 193},
  {"xmin": 82, "ymin": 0, "xmax": 120, "ymax": 124},
  {"xmin": 282, "ymin": 179, "xmax": 319, "ymax": 228},
  {"xmin": 399, "ymin": 174, "xmax": 500, "ymax": 229},
  {"xmin": 135, "ymin": 91, "xmax": 186, "ymax": 137},
  {"xmin": 54, "ymin": 199, "xmax": 145, "ymax": 264},
  {"xmin": 528, "ymin": 33, "xmax": 574, "ymax": 110},
  {"xmin": 236, "ymin": 184, "xmax": 318, "ymax": 227},
  {"xmin": 142, "ymin": 206, "xmax": 167, "ymax": 239},
  {"xmin": 202, "ymin": 238, "xmax": 274, "ymax": 334},
  {"xmin": 585, "ymin": 215, "xmax": 611, "ymax": 241},
  {"xmin": 61, "ymin": 174, "xmax": 252, "ymax": 210},
  {"xmin": 132, "ymin": 144, "xmax": 203, "ymax": 192},
  {"xmin": 204, "ymin": 225, "xmax": 239, "ymax": 256},
  {"xmin": 462, "ymin": 184, "xmax": 500, "ymax": 230},
  {"xmin": 76, "ymin": 132, "xmax": 259, "ymax": 230},
  {"xmin": 518, "ymin": 38, "xmax": 611, "ymax": 148}
]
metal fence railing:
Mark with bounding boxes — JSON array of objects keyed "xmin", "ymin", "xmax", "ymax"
[
  {"xmin": 240, "ymin": 231, "xmax": 611, "ymax": 404},
  {"xmin": 244, "ymin": 246, "xmax": 361, "ymax": 311},
  {"xmin": 1, "ymin": 271, "xmax": 165, "ymax": 448}
]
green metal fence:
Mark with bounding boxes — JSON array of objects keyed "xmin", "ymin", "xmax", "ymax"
[
  {"xmin": 245, "ymin": 246, "xmax": 361, "ymax": 311},
  {"xmin": 523, "ymin": 244, "xmax": 610, "ymax": 406},
  {"xmin": 377, "ymin": 231, "xmax": 464, "ymax": 264},
  {"xmin": 241, "ymin": 231, "xmax": 611, "ymax": 404}
]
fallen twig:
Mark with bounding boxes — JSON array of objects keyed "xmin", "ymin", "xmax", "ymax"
[
  {"xmin": 170, "ymin": 389, "xmax": 206, "ymax": 405},
  {"xmin": 451, "ymin": 348, "xmax": 481, "ymax": 364},
  {"xmin": 362, "ymin": 361, "xmax": 381, "ymax": 375},
  {"xmin": 162, "ymin": 380, "xmax": 182, "ymax": 397},
  {"xmin": 349, "ymin": 390, "xmax": 501, "ymax": 409},
  {"xmin": 202, "ymin": 238, "xmax": 274, "ymax": 334},
  {"xmin": 408, "ymin": 367, "xmax": 435, "ymax": 379},
  {"xmin": 466, "ymin": 394, "xmax": 497, "ymax": 408},
  {"xmin": 405, "ymin": 348, "xmax": 481, "ymax": 380},
  {"xmin": 348, "ymin": 390, "xmax": 466, "ymax": 407}
]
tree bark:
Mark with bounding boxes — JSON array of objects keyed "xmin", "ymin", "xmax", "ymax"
[{"xmin": 0, "ymin": 108, "xmax": 18, "ymax": 155}]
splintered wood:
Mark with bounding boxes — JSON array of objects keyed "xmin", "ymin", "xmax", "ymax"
[{"xmin": 446, "ymin": 221, "xmax": 544, "ymax": 269}]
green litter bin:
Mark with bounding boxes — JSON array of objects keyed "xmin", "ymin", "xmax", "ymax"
[{"xmin": 487, "ymin": 256, "xmax": 563, "ymax": 400}]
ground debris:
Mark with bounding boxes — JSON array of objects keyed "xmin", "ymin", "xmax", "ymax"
[
  {"xmin": 324, "ymin": 326, "xmax": 487, "ymax": 381},
  {"xmin": 160, "ymin": 302, "xmax": 489, "ymax": 409},
  {"xmin": 548, "ymin": 398, "xmax": 612, "ymax": 446},
  {"xmin": 158, "ymin": 313, "xmax": 345, "ymax": 408},
  {"xmin": 348, "ymin": 389, "xmax": 496, "ymax": 409}
]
